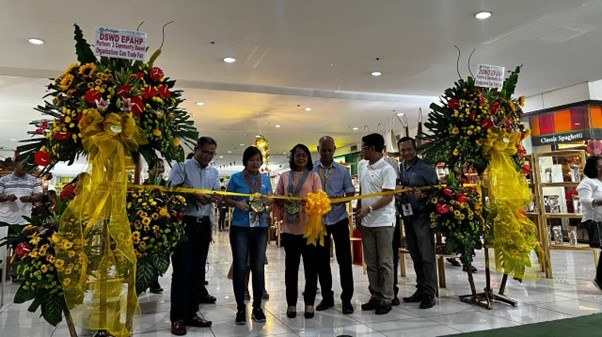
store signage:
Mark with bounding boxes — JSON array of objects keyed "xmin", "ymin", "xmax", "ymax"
[
  {"xmin": 475, "ymin": 64, "xmax": 505, "ymax": 90},
  {"xmin": 94, "ymin": 27, "xmax": 147, "ymax": 61},
  {"xmin": 531, "ymin": 130, "xmax": 592, "ymax": 146}
]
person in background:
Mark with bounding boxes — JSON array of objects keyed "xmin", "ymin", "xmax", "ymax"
[
  {"xmin": 313, "ymin": 136, "xmax": 356, "ymax": 314},
  {"xmin": 576, "ymin": 155, "xmax": 602, "ymax": 291},
  {"xmin": 59, "ymin": 172, "xmax": 90, "ymax": 201},
  {"xmin": 355, "ymin": 133, "xmax": 397, "ymax": 315},
  {"xmin": 168, "ymin": 136, "xmax": 220, "ymax": 335},
  {"xmin": 397, "ymin": 137, "xmax": 438, "ymax": 309},
  {"xmin": 217, "ymin": 186, "xmax": 228, "ymax": 231},
  {"xmin": 275, "ymin": 144, "xmax": 322, "ymax": 319},
  {"xmin": 225, "ymin": 146, "xmax": 273, "ymax": 325}
]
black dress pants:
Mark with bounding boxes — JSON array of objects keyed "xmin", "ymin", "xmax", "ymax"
[
  {"xmin": 317, "ymin": 218, "xmax": 354, "ymax": 303},
  {"xmin": 403, "ymin": 211, "xmax": 437, "ymax": 296}
]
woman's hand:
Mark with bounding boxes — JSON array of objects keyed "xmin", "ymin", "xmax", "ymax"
[{"xmin": 237, "ymin": 200, "xmax": 250, "ymax": 211}]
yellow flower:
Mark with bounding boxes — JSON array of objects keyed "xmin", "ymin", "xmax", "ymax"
[
  {"xmin": 132, "ymin": 231, "xmax": 140, "ymax": 239},
  {"xmin": 133, "ymin": 237, "xmax": 140, "ymax": 244},
  {"xmin": 151, "ymin": 213, "xmax": 159, "ymax": 220},
  {"xmin": 79, "ymin": 63, "xmax": 96, "ymax": 77},
  {"xmin": 173, "ymin": 138, "xmax": 181, "ymax": 147},
  {"xmin": 451, "ymin": 127, "xmax": 459, "ymax": 135},
  {"xmin": 159, "ymin": 207, "xmax": 169, "ymax": 217},
  {"xmin": 142, "ymin": 217, "xmax": 151, "ymax": 226},
  {"xmin": 63, "ymin": 278, "xmax": 71, "ymax": 286},
  {"xmin": 153, "ymin": 130, "xmax": 162, "ymax": 137},
  {"xmin": 41, "ymin": 265, "xmax": 49, "ymax": 273},
  {"xmin": 152, "ymin": 225, "xmax": 160, "ymax": 232},
  {"xmin": 509, "ymin": 101, "xmax": 516, "ymax": 111},
  {"xmin": 68, "ymin": 251, "xmax": 76, "ymax": 258},
  {"xmin": 519, "ymin": 96, "xmax": 526, "ymax": 107},
  {"xmin": 30, "ymin": 236, "xmax": 42, "ymax": 245},
  {"xmin": 63, "ymin": 241, "xmax": 73, "ymax": 249},
  {"xmin": 64, "ymin": 63, "xmax": 79, "ymax": 74},
  {"xmin": 60, "ymin": 74, "xmax": 75, "ymax": 91},
  {"xmin": 55, "ymin": 259, "xmax": 65, "ymax": 268},
  {"xmin": 65, "ymin": 267, "xmax": 73, "ymax": 275},
  {"xmin": 139, "ymin": 241, "xmax": 146, "ymax": 249},
  {"xmin": 467, "ymin": 130, "xmax": 473, "ymax": 135},
  {"xmin": 156, "ymin": 112, "xmax": 164, "ymax": 119},
  {"xmin": 453, "ymin": 149, "xmax": 459, "ymax": 156}
]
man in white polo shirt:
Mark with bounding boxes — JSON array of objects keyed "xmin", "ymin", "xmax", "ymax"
[{"xmin": 355, "ymin": 133, "xmax": 397, "ymax": 315}]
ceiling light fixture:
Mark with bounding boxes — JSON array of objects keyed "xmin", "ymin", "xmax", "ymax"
[
  {"xmin": 475, "ymin": 11, "xmax": 492, "ymax": 20},
  {"xmin": 195, "ymin": 102, "xmax": 205, "ymax": 106},
  {"xmin": 28, "ymin": 38, "xmax": 45, "ymax": 45},
  {"xmin": 239, "ymin": 143, "xmax": 244, "ymax": 146},
  {"xmin": 371, "ymin": 71, "xmax": 382, "ymax": 77},
  {"xmin": 219, "ymin": 155, "xmax": 224, "ymax": 159},
  {"xmin": 304, "ymin": 107, "xmax": 312, "ymax": 112},
  {"xmin": 223, "ymin": 57, "xmax": 236, "ymax": 63},
  {"xmin": 274, "ymin": 124, "xmax": 281, "ymax": 128},
  {"xmin": 352, "ymin": 127, "xmax": 359, "ymax": 131},
  {"xmin": 227, "ymin": 150, "xmax": 232, "ymax": 154},
  {"xmin": 396, "ymin": 112, "xmax": 405, "ymax": 116}
]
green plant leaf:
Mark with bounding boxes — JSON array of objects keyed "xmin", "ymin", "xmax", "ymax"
[
  {"xmin": 73, "ymin": 23, "xmax": 96, "ymax": 64},
  {"xmin": 41, "ymin": 294, "xmax": 65, "ymax": 326},
  {"xmin": 136, "ymin": 260, "xmax": 155, "ymax": 295},
  {"xmin": 152, "ymin": 253, "xmax": 170, "ymax": 274},
  {"xmin": 14, "ymin": 284, "xmax": 36, "ymax": 303}
]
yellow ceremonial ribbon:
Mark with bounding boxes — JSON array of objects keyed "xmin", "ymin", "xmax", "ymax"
[
  {"xmin": 55, "ymin": 108, "xmax": 147, "ymax": 337},
  {"xmin": 303, "ymin": 190, "xmax": 332, "ymax": 246},
  {"xmin": 482, "ymin": 128, "xmax": 540, "ymax": 280}
]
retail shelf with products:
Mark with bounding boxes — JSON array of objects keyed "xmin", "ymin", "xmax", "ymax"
[{"xmin": 531, "ymin": 150, "xmax": 598, "ymax": 278}]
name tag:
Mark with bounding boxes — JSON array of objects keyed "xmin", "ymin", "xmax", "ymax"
[
  {"xmin": 249, "ymin": 212, "xmax": 260, "ymax": 227},
  {"xmin": 402, "ymin": 203, "xmax": 413, "ymax": 217}
]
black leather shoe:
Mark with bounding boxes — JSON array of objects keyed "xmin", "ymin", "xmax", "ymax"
[
  {"xmin": 235, "ymin": 310, "xmax": 246, "ymax": 325},
  {"xmin": 403, "ymin": 292, "xmax": 423, "ymax": 303},
  {"xmin": 375, "ymin": 303, "xmax": 392, "ymax": 315},
  {"xmin": 171, "ymin": 320, "xmax": 186, "ymax": 335},
  {"xmin": 391, "ymin": 297, "xmax": 400, "ymax": 306},
  {"xmin": 185, "ymin": 314, "xmax": 212, "ymax": 327},
  {"xmin": 199, "ymin": 295, "xmax": 217, "ymax": 304},
  {"xmin": 304, "ymin": 310, "xmax": 314, "ymax": 319},
  {"xmin": 419, "ymin": 295, "xmax": 436, "ymax": 309},
  {"xmin": 342, "ymin": 302, "xmax": 354, "ymax": 314},
  {"xmin": 316, "ymin": 299, "xmax": 334, "ymax": 311},
  {"xmin": 463, "ymin": 265, "xmax": 478, "ymax": 273},
  {"xmin": 286, "ymin": 308, "xmax": 297, "ymax": 318},
  {"xmin": 361, "ymin": 298, "xmax": 377, "ymax": 311},
  {"xmin": 594, "ymin": 279, "xmax": 602, "ymax": 291}
]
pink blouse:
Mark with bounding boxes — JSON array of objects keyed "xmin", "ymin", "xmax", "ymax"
[{"xmin": 275, "ymin": 170, "xmax": 322, "ymax": 235}]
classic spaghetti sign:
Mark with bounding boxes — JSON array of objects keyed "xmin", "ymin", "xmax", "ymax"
[
  {"xmin": 94, "ymin": 27, "xmax": 147, "ymax": 61},
  {"xmin": 475, "ymin": 64, "xmax": 505, "ymax": 90}
]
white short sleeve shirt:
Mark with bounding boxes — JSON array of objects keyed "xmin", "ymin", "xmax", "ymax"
[{"xmin": 359, "ymin": 156, "xmax": 397, "ymax": 227}]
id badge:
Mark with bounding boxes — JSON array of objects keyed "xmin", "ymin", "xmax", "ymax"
[
  {"xmin": 249, "ymin": 212, "xmax": 260, "ymax": 227},
  {"xmin": 402, "ymin": 203, "xmax": 413, "ymax": 217}
]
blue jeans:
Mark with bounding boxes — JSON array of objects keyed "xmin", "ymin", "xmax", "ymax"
[{"xmin": 230, "ymin": 225, "xmax": 268, "ymax": 310}]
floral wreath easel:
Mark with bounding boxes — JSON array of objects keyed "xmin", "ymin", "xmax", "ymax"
[
  {"xmin": 419, "ymin": 61, "xmax": 540, "ymax": 309},
  {"xmin": 14, "ymin": 24, "xmax": 198, "ymax": 336}
]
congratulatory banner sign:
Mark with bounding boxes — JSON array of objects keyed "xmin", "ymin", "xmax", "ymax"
[{"xmin": 95, "ymin": 26, "xmax": 147, "ymax": 61}]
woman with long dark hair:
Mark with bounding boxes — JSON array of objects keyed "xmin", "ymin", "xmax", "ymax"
[{"xmin": 275, "ymin": 144, "xmax": 322, "ymax": 319}]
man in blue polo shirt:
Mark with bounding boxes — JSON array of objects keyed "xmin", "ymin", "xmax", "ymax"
[{"xmin": 313, "ymin": 136, "xmax": 356, "ymax": 314}]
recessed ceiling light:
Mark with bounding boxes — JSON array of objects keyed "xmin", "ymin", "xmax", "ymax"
[
  {"xmin": 28, "ymin": 38, "xmax": 45, "ymax": 45},
  {"xmin": 304, "ymin": 107, "xmax": 312, "ymax": 112},
  {"xmin": 227, "ymin": 150, "xmax": 232, "ymax": 154},
  {"xmin": 219, "ymin": 155, "xmax": 223, "ymax": 159},
  {"xmin": 274, "ymin": 124, "xmax": 281, "ymax": 128},
  {"xmin": 475, "ymin": 11, "xmax": 492, "ymax": 20},
  {"xmin": 371, "ymin": 71, "xmax": 382, "ymax": 77},
  {"xmin": 574, "ymin": 122, "xmax": 581, "ymax": 126},
  {"xmin": 282, "ymin": 152, "xmax": 287, "ymax": 155},
  {"xmin": 239, "ymin": 143, "xmax": 244, "ymax": 146},
  {"xmin": 352, "ymin": 127, "xmax": 359, "ymax": 131},
  {"xmin": 223, "ymin": 57, "xmax": 236, "ymax": 63},
  {"xmin": 396, "ymin": 112, "xmax": 405, "ymax": 116},
  {"xmin": 195, "ymin": 102, "xmax": 205, "ymax": 106}
]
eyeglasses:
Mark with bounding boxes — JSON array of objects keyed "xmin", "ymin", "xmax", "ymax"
[
  {"xmin": 361, "ymin": 145, "xmax": 370, "ymax": 151},
  {"xmin": 199, "ymin": 148, "xmax": 216, "ymax": 157}
]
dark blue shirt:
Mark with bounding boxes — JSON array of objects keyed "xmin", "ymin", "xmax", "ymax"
[{"xmin": 399, "ymin": 157, "xmax": 438, "ymax": 213}]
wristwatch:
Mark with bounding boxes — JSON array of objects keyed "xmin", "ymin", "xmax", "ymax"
[{"xmin": 368, "ymin": 206, "xmax": 374, "ymax": 213}]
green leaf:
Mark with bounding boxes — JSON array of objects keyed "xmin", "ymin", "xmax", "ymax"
[
  {"xmin": 152, "ymin": 253, "xmax": 170, "ymax": 274},
  {"xmin": 14, "ymin": 284, "xmax": 36, "ymax": 303},
  {"xmin": 41, "ymin": 294, "xmax": 65, "ymax": 326},
  {"xmin": 73, "ymin": 23, "xmax": 96, "ymax": 64},
  {"xmin": 28, "ymin": 294, "xmax": 43, "ymax": 312},
  {"xmin": 136, "ymin": 260, "xmax": 155, "ymax": 295}
]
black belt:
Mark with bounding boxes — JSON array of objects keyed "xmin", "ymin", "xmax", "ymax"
[{"xmin": 184, "ymin": 215, "xmax": 211, "ymax": 223}]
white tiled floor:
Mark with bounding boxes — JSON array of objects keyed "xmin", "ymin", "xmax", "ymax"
[{"xmin": 2, "ymin": 232, "xmax": 602, "ymax": 336}]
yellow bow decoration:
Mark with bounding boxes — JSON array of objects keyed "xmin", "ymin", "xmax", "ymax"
[
  {"xmin": 54, "ymin": 109, "xmax": 148, "ymax": 337},
  {"xmin": 304, "ymin": 190, "xmax": 332, "ymax": 246},
  {"xmin": 482, "ymin": 127, "xmax": 540, "ymax": 280}
]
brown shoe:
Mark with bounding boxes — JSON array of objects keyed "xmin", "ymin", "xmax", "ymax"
[
  {"xmin": 171, "ymin": 320, "xmax": 186, "ymax": 335},
  {"xmin": 185, "ymin": 314, "xmax": 212, "ymax": 327}
]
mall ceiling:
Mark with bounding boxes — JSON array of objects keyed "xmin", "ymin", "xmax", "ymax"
[{"xmin": 1, "ymin": 0, "xmax": 602, "ymax": 166}]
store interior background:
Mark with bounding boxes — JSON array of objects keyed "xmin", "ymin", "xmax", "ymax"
[{"xmin": 2, "ymin": 0, "xmax": 602, "ymax": 179}]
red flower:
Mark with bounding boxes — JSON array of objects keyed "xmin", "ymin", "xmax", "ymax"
[
  {"xmin": 448, "ymin": 98, "xmax": 460, "ymax": 110},
  {"xmin": 76, "ymin": 113, "xmax": 83, "ymax": 121},
  {"xmin": 457, "ymin": 195, "xmax": 468, "ymax": 203},
  {"xmin": 142, "ymin": 86, "xmax": 157, "ymax": 99},
  {"xmin": 149, "ymin": 67, "xmax": 164, "ymax": 81},
  {"xmin": 480, "ymin": 118, "xmax": 494, "ymax": 130},
  {"xmin": 55, "ymin": 132, "xmax": 72, "ymax": 141},
  {"xmin": 84, "ymin": 90, "xmax": 102, "ymax": 104},
  {"xmin": 15, "ymin": 243, "xmax": 31, "ymax": 258},
  {"xmin": 135, "ymin": 72, "xmax": 145, "ymax": 80},
  {"xmin": 34, "ymin": 151, "xmax": 51, "ymax": 166},
  {"xmin": 469, "ymin": 110, "xmax": 477, "ymax": 121},
  {"xmin": 478, "ymin": 92, "xmax": 487, "ymax": 106},
  {"xmin": 131, "ymin": 96, "xmax": 144, "ymax": 115},
  {"xmin": 490, "ymin": 101, "xmax": 501, "ymax": 115},
  {"xmin": 436, "ymin": 204, "xmax": 450, "ymax": 214},
  {"xmin": 522, "ymin": 163, "xmax": 532, "ymax": 175},
  {"xmin": 117, "ymin": 84, "xmax": 131, "ymax": 98},
  {"xmin": 442, "ymin": 187, "xmax": 454, "ymax": 196},
  {"xmin": 157, "ymin": 85, "xmax": 171, "ymax": 98}
]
